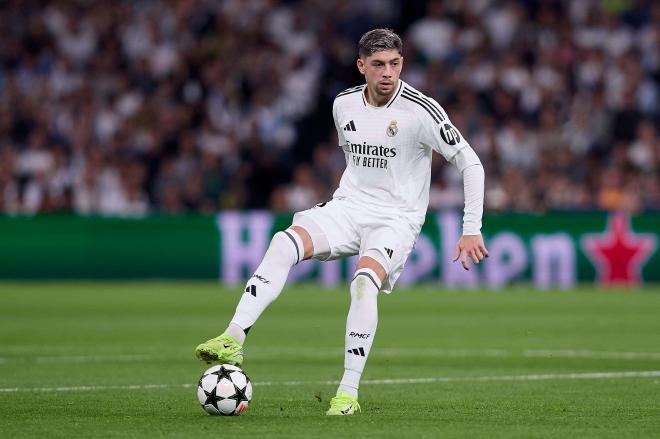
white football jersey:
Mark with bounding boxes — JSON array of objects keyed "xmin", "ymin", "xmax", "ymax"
[{"xmin": 332, "ymin": 79, "xmax": 477, "ymax": 226}]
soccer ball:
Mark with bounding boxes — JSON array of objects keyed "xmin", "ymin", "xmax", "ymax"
[{"xmin": 197, "ymin": 364, "xmax": 253, "ymax": 416}]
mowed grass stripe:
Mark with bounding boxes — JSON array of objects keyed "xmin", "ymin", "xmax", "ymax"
[{"xmin": 3, "ymin": 370, "xmax": 660, "ymax": 393}]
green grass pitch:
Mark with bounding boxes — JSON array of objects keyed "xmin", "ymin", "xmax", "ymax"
[{"xmin": 1, "ymin": 282, "xmax": 660, "ymax": 438}]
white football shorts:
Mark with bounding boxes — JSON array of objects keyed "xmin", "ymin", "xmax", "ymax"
[{"xmin": 292, "ymin": 197, "xmax": 420, "ymax": 294}]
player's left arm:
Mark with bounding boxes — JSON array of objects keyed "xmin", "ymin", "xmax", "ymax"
[
  {"xmin": 419, "ymin": 103, "xmax": 489, "ymax": 270},
  {"xmin": 450, "ymin": 147, "xmax": 489, "ymax": 270}
]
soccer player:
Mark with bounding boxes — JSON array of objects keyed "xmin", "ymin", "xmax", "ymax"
[{"xmin": 195, "ymin": 28, "xmax": 488, "ymax": 415}]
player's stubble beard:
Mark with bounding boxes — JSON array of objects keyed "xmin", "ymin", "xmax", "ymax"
[
  {"xmin": 368, "ymin": 81, "xmax": 395, "ymax": 103},
  {"xmin": 376, "ymin": 82, "xmax": 394, "ymax": 96}
]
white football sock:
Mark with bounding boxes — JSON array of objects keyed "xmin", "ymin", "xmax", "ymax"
[
  {"xmin": 228, "ymin": 229, "xmax": 304, "ymax": 339},
  {"xmin": 338, "ymin": 268, "xmax": 381, "ymax": 398}
]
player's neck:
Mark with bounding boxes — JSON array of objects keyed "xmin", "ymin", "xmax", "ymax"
[{"xmin": 364, "ymin": 85, "xmax": 394, "ymax": 107}]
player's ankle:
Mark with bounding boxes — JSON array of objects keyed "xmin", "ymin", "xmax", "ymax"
[
  {"xmin": 224, "ymin": 323, "xmax": 247, "ymax": 344},
  {"xmin": 337, "ymin": 384, "xmax": 358, "ymax": 398}
]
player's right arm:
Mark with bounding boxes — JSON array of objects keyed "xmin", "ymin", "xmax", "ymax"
[{"xmin": 333, "ymin": 98, "xmax": 348, "ymax": 149}]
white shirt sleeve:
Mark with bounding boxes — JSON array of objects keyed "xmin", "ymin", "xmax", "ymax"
[
  {"xmin": 416, "ymin": 97, "xmax": 485, "ymax": 235},
  {"xmin": 455, "ymin": 157, "xmax": 485, "ymax": 235},
  {"xmin": 333, "ymin": 99, "xmax": 347, "ymax": 148},
  {"xmin": 418, "ymin": 98, "xmax": 471, "ymax": 165}
]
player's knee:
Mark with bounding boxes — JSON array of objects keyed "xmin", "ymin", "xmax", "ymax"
[
  {"xmin": 350, "ymin": 268, "xmax": 382, "ymax": 299},
  {"xmin": 289, "ymin": 225, "xmax": 314, "ymax": 260},
  {"xmin": 267, "ymin": 229, "xmax": 305, "ymax": 266},
  {"xmin": 357, "ymin": 249, "xmax": 391, "ymax": 283},
  {"xmin": 291, "ymin": 216, "xmax": 331, "ymax": 260}
]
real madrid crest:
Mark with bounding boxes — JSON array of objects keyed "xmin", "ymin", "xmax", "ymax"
[{"xmin": 387, "ymin": 120, "xmax": 398, "ymax": 137}]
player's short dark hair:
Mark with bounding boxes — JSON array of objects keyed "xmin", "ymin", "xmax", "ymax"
[{"xmin": 358, "ymin": 28, "xmax": 403, "ymax": 59}]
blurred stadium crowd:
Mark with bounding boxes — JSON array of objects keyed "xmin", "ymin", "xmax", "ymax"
[{"xmin": 0, "ymin": 0, "xmax": 658, "ymax": 216}]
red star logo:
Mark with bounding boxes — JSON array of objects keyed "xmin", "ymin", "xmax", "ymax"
[{"xmin": 581, "ymin": 212, "xmax": 656, "ymax": 286}]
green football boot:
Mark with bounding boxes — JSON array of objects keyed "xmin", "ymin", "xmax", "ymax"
[
  {"xmin": 326, "ymin": 391, "xmax": 361, "ymax": 416},
  {"xmin": 195, "ymin": 333, "xmax": 243, "ymax": 365}
]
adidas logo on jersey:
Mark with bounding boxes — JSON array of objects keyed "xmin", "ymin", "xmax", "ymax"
[
  {"xmin": 384, "ymin": 247, "xmax": 393, "ymax": 258},
  {"xmin": 343, "ymin": 120, "xmax": 356, "ymax": 131}
]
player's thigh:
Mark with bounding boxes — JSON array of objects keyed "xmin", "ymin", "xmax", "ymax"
[{"xmin": 292, "ymin": 199, "xmax": 360, "ymax": 261}]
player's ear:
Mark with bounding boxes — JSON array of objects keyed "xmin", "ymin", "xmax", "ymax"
[{"xmin": 357, "ymin": 58, "xmax": 366, "ymax": 75}]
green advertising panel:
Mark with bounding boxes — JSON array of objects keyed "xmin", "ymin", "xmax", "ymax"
[
  {"xmin": 0, "ymin": 214, "xmax": 219, "ymax": 279},
  {"xmin": 0, "ymin": 211, "xmax": 658, "ymax": 287}
]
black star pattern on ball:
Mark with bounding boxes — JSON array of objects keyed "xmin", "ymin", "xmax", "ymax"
[
  {"xmin": 210, "ymin": 366, "xmax": 235, "ymax": 381},
  {"xmin": 202, "ymin": 384, "xmax": 222, "ymax": 412},
  {"xmin": 228, "ymin": 382, "xmax": 249, "ymax": 405}
]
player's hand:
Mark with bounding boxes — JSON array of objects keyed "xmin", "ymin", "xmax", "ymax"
[{"xmin": 452, "ymin": 234, "xmax": 489, "ymax": 271}]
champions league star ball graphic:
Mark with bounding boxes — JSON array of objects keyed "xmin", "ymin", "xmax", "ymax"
[{"xmin": 197, "ymin": 364, "xmax": 253, "ymax": 416}]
